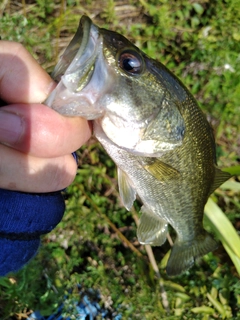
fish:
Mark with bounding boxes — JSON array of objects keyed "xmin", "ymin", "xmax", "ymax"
[{"xmin": 45, "ymin": 16, "xmax": 231, "ymax": 276}]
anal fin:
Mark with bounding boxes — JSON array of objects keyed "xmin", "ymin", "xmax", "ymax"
[{"xmin": 137, "ymin": 205, "xmax": 168, "ymax": 246}]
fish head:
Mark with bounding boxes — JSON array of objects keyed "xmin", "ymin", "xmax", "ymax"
[{"xmin": 46, "ymin": 16, "xmax": 186, "ymax": 156}]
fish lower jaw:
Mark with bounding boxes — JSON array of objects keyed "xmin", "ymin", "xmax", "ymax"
[{"xmin": 55, "ymin": 100, "xmax": 101, "ymax": 118}]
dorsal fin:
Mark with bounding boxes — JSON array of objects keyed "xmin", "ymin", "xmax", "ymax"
[
  {"xmin": 118, "ymin": 168, "xmax": 136, "ymax": 210},
  {"xmin": 209, "ymin": 167, "xmax": 232, "ymax": 195}
]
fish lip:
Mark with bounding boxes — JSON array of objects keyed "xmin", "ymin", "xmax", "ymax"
[
  {"xmin": 45, "ymin": 16, "xmax": 107, "ymax": 117},
  {"xmin": 64, "ymin": 19, "xmax": 102, "ymax": 96},
  {"xmin": 54, "ymin": 16, "xmax": 100, "ymax": 90},
  {"xmin": 65, "ymin": 16, "xmax": 97, "ymax": 74}
]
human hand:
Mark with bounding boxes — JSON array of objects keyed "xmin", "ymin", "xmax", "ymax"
[
  {"xmin": 0, "ymin": 41, "xmax": 92, "ymax": 192},
  {"xmin": 0, "ymin": 41, "xmax": 92, "ymax": 276}
]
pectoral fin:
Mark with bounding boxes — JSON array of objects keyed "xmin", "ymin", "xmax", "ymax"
[
  {"xmin": 209, "ymin": 167, "xmax": 232, "ymax": 195},
  {"xmin": 143, "ymin": 159, "xmax": 180, "ymax": 182},
  {"xmin": 118, "ymin": 168, "xmax": 136, "ymax": 210},
  {"xmin": 137, "ymin": 205, "xmax": 168, "ymax": 246}
]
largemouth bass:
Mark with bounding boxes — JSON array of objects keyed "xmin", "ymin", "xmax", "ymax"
[{"xmin": 46, "ymin": 16, "xmax": 231, "ymax": 276}]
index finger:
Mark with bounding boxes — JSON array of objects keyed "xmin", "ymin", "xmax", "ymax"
[{"xmin": 0, "ymin": 41, "xmax": 56, "ymax": 104}]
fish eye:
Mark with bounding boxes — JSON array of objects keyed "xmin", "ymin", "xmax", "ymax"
[{"xmin": 118, "ymin": 50, "xmax": 143, "ymax": 75}]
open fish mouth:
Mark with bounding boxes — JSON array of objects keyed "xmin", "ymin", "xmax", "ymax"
[
  {"xmin": 45, "ymin": 16, "xmax": 106, "ymax": 118},
  {"xmin": 52, "ymin": 16, "xmax": 98, "ymax": 87}
]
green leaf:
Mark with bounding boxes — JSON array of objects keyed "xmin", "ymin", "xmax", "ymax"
[
  {"xmin": 163, "ymin": 280, "xmax": 186, "ymax": 293},
  {"xmin": 220, "ymin": 180, "xmax": 240, "ymax": 192},
  {"xmin": 207, "ymin": 293, "xmax": 226, "ymax": 316},
  {"xmin": 0, "ymin": 277, "xmax": 12, "ymax": 288},
  {"xmin": 222, "ymin": 165, "xmax": 240, "ymax": 176},
  {"xmin": 204, "ymin": 198, "xmax": 240, "ymax": 274},
  {"xmin": 191, "ymin": 305, "xmax": 215, "ymax": 314},
  {"xmin": 192, "ymin": 3, "xmax": 204, "ymax": 15}
]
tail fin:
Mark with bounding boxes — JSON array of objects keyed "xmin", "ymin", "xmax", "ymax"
[{"xmin": 166, "ymin": 233, "xmax": 218, "ymax": 276}]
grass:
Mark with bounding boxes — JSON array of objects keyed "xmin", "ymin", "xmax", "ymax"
[{"xmin": 0, "ymin": 0, "xmax": 240, "ymax": 319}]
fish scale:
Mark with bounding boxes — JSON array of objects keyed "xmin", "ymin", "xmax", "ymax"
[{"xmin": 46, "ymin": 16, "xmax": 231, "ymax": 276}]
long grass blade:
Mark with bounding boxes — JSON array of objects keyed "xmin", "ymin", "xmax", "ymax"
[
  {"xmin": 220, "ymin": 180, "xmax": 240, "ymax": 192},
  {"xmin": 204, "ymin": 198, "xmax": 240, "ymax": 274},
  {"xmin": 222, "ymin": 165, "xmax": 240, "ymax": 176}
]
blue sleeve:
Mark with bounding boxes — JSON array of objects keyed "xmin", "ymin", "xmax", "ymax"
[{"xmin": 0, "ymin": 189, "xmax": 65, "ymax": 276}]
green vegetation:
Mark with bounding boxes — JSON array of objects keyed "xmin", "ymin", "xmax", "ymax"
[{"xmin": 0, "ymin": 0, "xmax": 240, "ymax": 318}]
